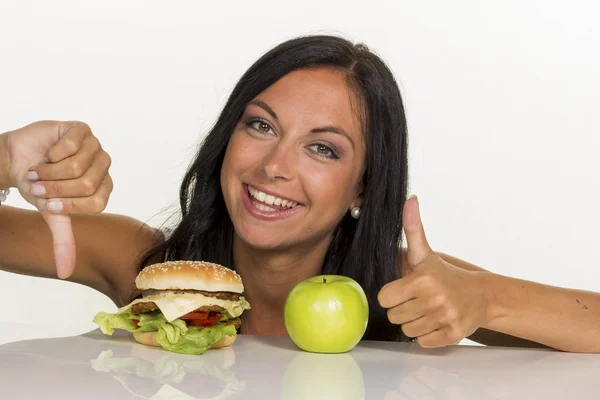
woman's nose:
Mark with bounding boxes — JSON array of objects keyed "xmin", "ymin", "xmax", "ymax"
[{"xmin": 260, "ymin": 142, "xmax": 294, "ymax": 181}]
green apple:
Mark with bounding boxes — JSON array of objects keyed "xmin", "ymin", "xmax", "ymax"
[{"xmin": 284, "ymin": 275, "xmax": 369, "ymax": 353}]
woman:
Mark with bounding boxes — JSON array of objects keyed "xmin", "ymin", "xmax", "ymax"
[{"xmin": 1, "ymin": 35, "xmax": 599, "ymax": 352}]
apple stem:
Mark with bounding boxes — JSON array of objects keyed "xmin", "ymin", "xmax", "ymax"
[{"xmin": 323, "ymin": 277, "xmax": 327, "ymax": 284}]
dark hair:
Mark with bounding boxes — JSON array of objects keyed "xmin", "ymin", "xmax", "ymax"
[{"xmin": 141, "ymin": 35, "xmax": 409, "ymax": 342}]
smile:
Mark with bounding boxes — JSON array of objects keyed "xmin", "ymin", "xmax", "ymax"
[
  {"xmin": 241, "ymin": 184, "xmax": 303, "ymax": 220},
  {"xmin": 247, "ymin": 185, "xmax": 300, "ymax": 210}
]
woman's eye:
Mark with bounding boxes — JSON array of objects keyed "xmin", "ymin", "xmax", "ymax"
[
  {"xmin": 246, "ymin": 119, "xmax": 275, "ymax": 136},
  {"xmin": 308, "ymin": 144, "xmax": 339, "ymax": 159}
]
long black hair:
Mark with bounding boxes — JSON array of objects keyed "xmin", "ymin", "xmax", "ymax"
[{"xmin": 141, "ymin": 35, "xmax": 409, "ymax": 342}]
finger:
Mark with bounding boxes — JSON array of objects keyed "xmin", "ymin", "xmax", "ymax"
[
  {"xmin": 403, "ymin": 195, "xmax": 434, "ymax": 268},
  {"xmin": 416, "ymin": 328, "xmax": 463, "ymax": 349},
  {"xmin": 45, "ymin": 121, "xmax": 92, "ymax": 163},
  {"xmin": 41, "ymin": 212, "xmax": 76, "ymax": 279},
  {"xmin": 33, "ymin": 135, "xmax": 102, "ymax": 181},
  {"xmin": 31, "ymin": 151, "xmax": 111, "ymax": 199},
  {"xmin": 378, "ymin": 275, "xmax": 417, "ymax": 308},
  {"xmin": 386, "ymin": 298, "xmax": 428, "ymax": 325},
  {"xmin": 401, "ymin": 314, "xmax": 440, "ymax": 339},
  {"xmin": 34, "ymin": 174, "xmax": 113, "ymax": 214}
]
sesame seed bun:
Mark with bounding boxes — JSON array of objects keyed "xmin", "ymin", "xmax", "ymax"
[
  {"xmin": 132, "ymin": 331, "xmax": 236, "ymax": 349},
  {"xmin": 135, "ymin": 261, "xmax": 244, "ymax": 294}
]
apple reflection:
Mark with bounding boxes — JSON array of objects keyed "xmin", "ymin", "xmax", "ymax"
[
  {"xmin": 90, "ymin": 345, "xmax": 246, "ymax": 399},
  {"xmin": 280, "ymin": 351, "xmax": 365, "ymax": 400}
]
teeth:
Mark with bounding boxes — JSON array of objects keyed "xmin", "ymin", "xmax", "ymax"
[
  {"xmin": 254, "ymin": 202, "xmax": 276, "ymax": 212},
  {"xmin": 247, "ymin": 185, "xmax": 298, "ymax": 208}
]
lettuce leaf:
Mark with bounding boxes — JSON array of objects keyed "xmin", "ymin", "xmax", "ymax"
[
  {"xmin": 93, "ymin": 309, "xmax": 237, "ymax": 355},
  {"xmin": 156, "ymin": 324, "xmax": 237, "ymax": 355},
  {"xmin": 93, "ymin": 310, "xmax": 138, "ymax": 334}
]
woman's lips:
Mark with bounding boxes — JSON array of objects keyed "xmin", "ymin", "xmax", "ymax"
[{"xmin": 241, "ymin": 184, "xmax": 304, "ymax": 220}]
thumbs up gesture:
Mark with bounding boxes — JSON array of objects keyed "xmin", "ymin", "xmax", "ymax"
[{"xmin": 378, "ymin": 196, "xmax": 491, "ymax": 348}]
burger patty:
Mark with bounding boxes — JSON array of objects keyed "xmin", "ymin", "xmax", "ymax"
[
  {"xmin": 132, "ymin": 302, "xmax": 226, "ymax": 315},
  {"xmin": 140, "ymin": 289, "xmax": 241, "ymax": 302},
  {"xmin": 223, "ymin": 318, "xmax": 242, "ymax": 328}
]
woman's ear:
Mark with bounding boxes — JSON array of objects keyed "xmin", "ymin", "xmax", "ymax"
[{"xmin": 350, "ymin": 196, "xmax": 363, "ymax": 211}]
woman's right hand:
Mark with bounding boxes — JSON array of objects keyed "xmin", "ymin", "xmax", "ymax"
[{"xmin": 1, "ymin": 120, "xmax": 113, "ymax": 279}]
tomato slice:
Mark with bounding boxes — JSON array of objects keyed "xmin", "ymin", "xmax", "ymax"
[
  {"xmin": 132, "ymin": 319, "xmax": 139, "ymax": 329},
  {"xmin": 181, "ymin": 311, "xmax": 210, "ymax": 320},
  {"xmin": 184, "ymin": 312, "xmax": 221, "ymax": 327}
]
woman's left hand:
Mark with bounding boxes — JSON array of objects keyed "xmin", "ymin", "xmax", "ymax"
[{"xmin": 378, "ymin": 196, "xmax": 492, "ymax": 348}]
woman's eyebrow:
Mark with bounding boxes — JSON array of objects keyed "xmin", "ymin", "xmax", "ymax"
[
  {"xmin": 310, "ymin": 126, "xmax": 355, "ymax": 149},
  {"xmin": 248, "ymin": 100, "xmax": 278, "ymax": 120}
]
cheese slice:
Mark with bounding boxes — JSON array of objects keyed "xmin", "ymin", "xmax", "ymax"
[{"xmin": 118, "ymin": 291, "xmax": 250, "ymax": 322}]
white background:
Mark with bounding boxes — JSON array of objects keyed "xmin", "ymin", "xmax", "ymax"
[{"xmin": 1, "ymin": 0, "xmax": 599, "ymax": 344}]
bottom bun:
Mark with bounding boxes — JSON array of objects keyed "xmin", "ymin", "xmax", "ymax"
[{"xmin": 132, "ymin": 331, "xmax": 236, "ymax": 350}]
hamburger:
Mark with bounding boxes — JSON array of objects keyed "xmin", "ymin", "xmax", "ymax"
[{"xmin": 93, "ymin": 261, "xmax": 251, "ymax": 355}]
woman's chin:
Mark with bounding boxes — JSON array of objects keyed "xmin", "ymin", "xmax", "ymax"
[{"xmin": 232, "ymin": 225, "xmax": 286, "ymax": 251}]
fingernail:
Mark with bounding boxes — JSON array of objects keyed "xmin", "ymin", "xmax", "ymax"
[
  {"xmin": 47, "ymin": 199, "xmax": 64, "ymax": 212},
  {"xmin": 27, "ymin": 170, "xmax": 39, "ymax": 181},
  {"xmin": 31, "ymin": 183, "xmax": 46, "ymax": 196}
]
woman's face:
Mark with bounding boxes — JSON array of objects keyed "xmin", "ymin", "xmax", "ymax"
[{"xmin": 220, "ymin": 67, "xmax": 365, "ymax": 251}]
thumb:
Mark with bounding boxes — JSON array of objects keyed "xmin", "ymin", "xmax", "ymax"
[
  {"xmin": 41, "ymin": 213, "xmax": 76, "ymax": 279},
  {"xmin": 403, "ymin": 195, "xmax": 433, "ymax": 267}
]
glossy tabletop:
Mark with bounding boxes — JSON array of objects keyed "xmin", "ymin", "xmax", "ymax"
[{"xmin": 1, "ymin": 327, "xmax": 599, "ymax": 399}]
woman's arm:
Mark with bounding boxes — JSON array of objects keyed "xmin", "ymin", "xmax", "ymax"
[
  {"xmin": 400, "ymin": 250, "xmax": 545, "ymax": 347},
  {"xmin": 0, "ymin": 205, "xmax": 162, "ymax": 306},
  {"xmin": 437, "ymin": 252, "xmax": 600, "ymax": 352},
  {"xmin": 1, "ymin": 121, "xmax": 114, "ymax": 278}
]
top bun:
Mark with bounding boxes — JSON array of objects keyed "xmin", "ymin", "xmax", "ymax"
[{"xmin": 136, "ymin": 261, "xmax": 244, "ymax": 293}]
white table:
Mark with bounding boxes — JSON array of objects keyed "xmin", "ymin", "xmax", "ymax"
[{"xmin": 1, "ymin": 326, "xmax": 599, "ymax": 399}]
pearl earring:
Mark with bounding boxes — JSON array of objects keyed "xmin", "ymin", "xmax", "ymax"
[{"xmin": 350, "ymin": 207, "xmax": 361, "ymax": 219}]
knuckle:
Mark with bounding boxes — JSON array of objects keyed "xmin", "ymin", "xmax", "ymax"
[
  {"xmin": 415, "ymin": 273, "xmax": 434, "ymax": 288},
  {"xmin": 106, "ymin": 175, "xmax": 114, "ymax": 193},
  {"xmin": 428, "ymin": 294, "xmax": 446, "ymax": 310},
  {"xmin": 63, "ymin": 138, "xmax": 79, "ymax": 153},
  {"xmin": 439, "ymin": 309, "xmax": 457, "ymax": 327},
  {"xmin": 73, "ymin": 121, "xmax": 91, "ymax": 133},
  {"xmin": 91, "ymin": 196, "xmax": 106, "ymax": 213},
  {"xmin": 80, "ymin": 178, "xmax": 96, "ymax": 195},
  {"xmin": 104, "ymin": 151, "xmax": 112, "ymax": 168},
  {"xmin": 69, "ymin": 160, "xmax": 84, "ymax": 177},
  {"xmin": 445, "ymin": 307, "xmax": 459, "ymax": 323}
]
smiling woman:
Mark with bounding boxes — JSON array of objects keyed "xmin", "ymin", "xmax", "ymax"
[
  {"xmin": 139, "ymin": 36, "xmax": 408, "ymax": 341},
  {"xmin": 2, "ymin": 34, "xmax": 600, "ymax": 352}
]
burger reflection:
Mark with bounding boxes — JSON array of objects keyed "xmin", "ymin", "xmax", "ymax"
[{"xmin": 90, "ymin": 344, "xmax": 246, "ymax": 399}]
